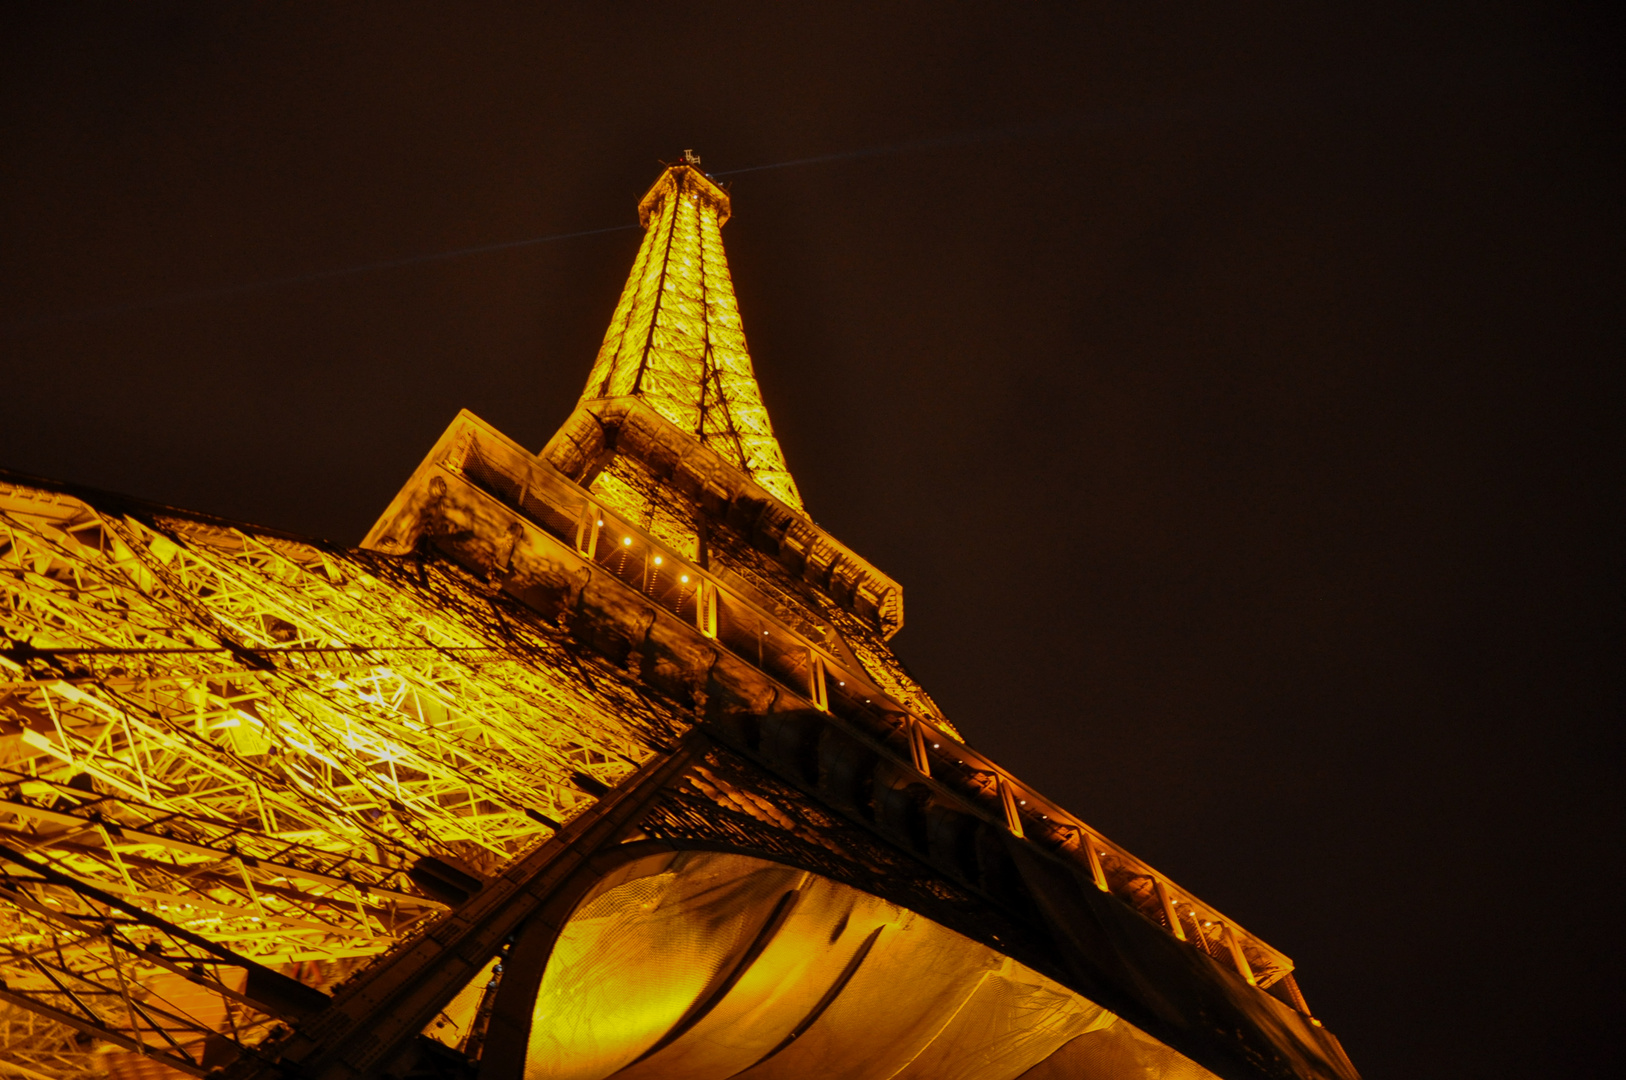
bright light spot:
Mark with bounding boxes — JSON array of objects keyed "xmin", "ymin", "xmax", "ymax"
[
  {"xmin": 653, "ymin": 556, "xmax": 663, "ymax": 565},
  {"xmin": 596, "ymin": 519, "xmax": 604, "ymax": 526},
  {"xmin": 622, "ymin": 537, "xmax": 632, "ymax": 546},
  {"xmin": 681, "ymin": 574, "xmax": 690, "ymax": 583}
]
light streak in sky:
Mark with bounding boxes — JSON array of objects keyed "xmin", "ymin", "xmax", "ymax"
[
  {"xmin": 15, "ymin": 104, "xmax": 1200, "ymax": 333},
  {"xmin": 10, "ymin": 224, "xmax": 638, "ymax": 332},
  {"xmin": 712, "ymin": 105, "xmax": 1186, "ymax": 176}
]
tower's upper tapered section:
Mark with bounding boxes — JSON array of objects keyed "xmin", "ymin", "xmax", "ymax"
[{"xmin": 578, "ymin": 161, "xmax": 804, "ymax": 511}]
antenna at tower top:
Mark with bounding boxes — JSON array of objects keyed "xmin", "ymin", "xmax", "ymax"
[{"xmin": 682, "ymin": 148, "xmax": 702, "ymax": 167}]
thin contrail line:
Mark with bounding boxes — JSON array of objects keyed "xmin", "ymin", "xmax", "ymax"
[
  {"xmin": 711, "ymin": 105, "xmax": 1191, "ymax": 177},
  {"xmin": 8, "ymin": 223, "xmax": 638, "ymax": 333},
  {"xmin": 12, "ymin": 104, "xmax": 1203, "ymax": 334}
]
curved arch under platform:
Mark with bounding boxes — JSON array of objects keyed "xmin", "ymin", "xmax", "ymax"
[{"xmin": 503, "ymin": 848, "xmax": 1221, "ymax": 1080}]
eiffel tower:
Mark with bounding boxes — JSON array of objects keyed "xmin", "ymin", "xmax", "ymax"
[{"xmin": 0, "ymin": 155, "xmax": 1359, "ymax": 1080}]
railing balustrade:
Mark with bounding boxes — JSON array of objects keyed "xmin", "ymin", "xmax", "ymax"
[{"xmin": 447, "ymin": 430, "xmax": 1302, "ymax": 1007}]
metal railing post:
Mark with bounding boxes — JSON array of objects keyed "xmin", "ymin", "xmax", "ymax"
[{"xmin": 997, "ymin": 775, "xmax": 1025, "ymax": 838}]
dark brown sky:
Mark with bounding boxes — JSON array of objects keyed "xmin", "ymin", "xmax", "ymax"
[{"xmin": 2, "ymin": 4, "xmax": 1621, "ymax": 1076}]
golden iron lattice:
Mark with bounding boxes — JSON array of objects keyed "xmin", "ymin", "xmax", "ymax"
[
  {"xmin": 0, "ymin": 159, "xmax": 1352, "ymax": 1080},
  {"xmin": 0, "ymin": 485, "xmax": 668, "ymax": 1076},
  {"xmin": 580, "ymin": 163, "xmax": 803, "ymax": 511}
]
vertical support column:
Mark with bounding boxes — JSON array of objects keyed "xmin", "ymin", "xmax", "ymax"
[
  {"xmin": 696, "ymin": 581, "xmax": 717, "ymax": 639},
  {"xmin": 906, "ymin": 718, "xmax": 931, "ymax": 777},
  {"xmin": 1083, "ymin": 833, "xmax": 1109, "ymax": 892},
  {"xmin": 808, "ymin": 651, "xmax": 829, "ymax": 712},
  {"xmin": 1224, "ymin": 924, "xmax": 1258, "ymax": 986},
  {"xmin": 1155, "ymin": 879, "xmax": 1187, "ymax": 941},
  {"xmin": 444, "ymin": 426, "xmax": 476, "ymax": 475},
  {"xmin": 997, "ymin": 775, "xmax": 1025, "ymax": 838},
  {"xmin": 574, "ymin": 503, "xmax": 601, "ymax": 559},
  {"xmin": 1280, "ymin": 972, "xmax": 1312, "ymax": 1017}
]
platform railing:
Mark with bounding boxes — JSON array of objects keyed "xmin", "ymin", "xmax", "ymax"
[{"xmin": 445, "ymin": 428, "xmax": 1309, "ymax": 1013}]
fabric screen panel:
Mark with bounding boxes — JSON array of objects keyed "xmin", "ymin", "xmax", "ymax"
[
  {"xmin": 729, "ymin": 909, "xmax": 998, "ymax": 1080},
  {"xmin": 1014, "ymin": 1012, "xmax": 1223, "ymax": 1080},
  {"xmin": 612, "ymin": 867, "xmax": 898, "ymax": 1080},
  {"xmin": 525, "ymin": 849, "xmax": 1217, "ymax": 1080},
  {"xmin": 524, "ymin": 854, "xmax": 801, "ymax": 1080},
  {"xmin": 889, "ymin": 966, "xmax": 1116, "ymax": 1080}
]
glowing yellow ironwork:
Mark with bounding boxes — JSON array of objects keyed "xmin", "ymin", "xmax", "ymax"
[
  {"xmin": 581, "ymin": 164, "xmax": 804, "ymax": 512},
  {"xmin": 0, "ymin": 482, "xmax": 661, "ymax": 1076},
  {"xmin": 0, "ymin": 159, "xmax": 1325, "ymax": 1079}
]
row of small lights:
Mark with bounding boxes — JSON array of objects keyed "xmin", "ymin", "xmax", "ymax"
[
  {"xmin": 606, "ymin": 512, "xmax": 1282, "ymax": 990},
  {"xmin": 615, "ymin": 527, "xmax": 705, "ymax": 587},
  {"xmin": 602, "ymin": 516, "xmax": 1136, "ymax": 890},
  {"xmin": 599, "ymin": 507, "xmax": 1274, "ymax": 979}
]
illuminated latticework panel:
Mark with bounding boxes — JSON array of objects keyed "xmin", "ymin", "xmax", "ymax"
[
  {"xmin": 0, "ymin": 481, "xmax": 664, "ymax": 1078},
  {"xmin": 579, "ymin": 158, "xmax": 802, "ymax": 511},
  {"xmin": 0, "ymin": 159, "xmax": 1359, "ymax": 1080}
]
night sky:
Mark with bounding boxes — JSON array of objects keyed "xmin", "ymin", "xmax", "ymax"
[{"xmin": 2, "ymin": 5, "xmax": 1620, "ymax": 1077}]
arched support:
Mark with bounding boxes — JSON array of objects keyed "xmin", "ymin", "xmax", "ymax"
[{"xmin": 478, "ymin": 841, "xmax": 688, "ymax": 1080}]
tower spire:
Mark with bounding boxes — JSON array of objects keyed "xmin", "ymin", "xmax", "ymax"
[{"xmin": 578, "ymin": 157, "xmax": 805, "ymax": 511}]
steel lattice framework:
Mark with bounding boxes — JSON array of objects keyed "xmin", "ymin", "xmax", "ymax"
[
  {"xmin": 579, "ymin": 155, "xmax": 803, "ymax": 510},
  {"xmin": 0, "ymin": 483, "xmax": 671, "ymax": 1077},
  {"xmin": 0, "ymin": 158, "xmax": 1356, "ymax": 1080}
]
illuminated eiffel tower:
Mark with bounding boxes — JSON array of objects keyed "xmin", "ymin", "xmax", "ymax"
[{"xmin": 0, "ymin": 155, "xmax": 1359, "ymax": 1080}]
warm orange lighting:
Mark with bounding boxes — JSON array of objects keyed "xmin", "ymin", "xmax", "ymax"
[
  {"xmin": 576, "ymin": 163, "xmax": 804, "ymax": 510},
  {"xmin": 0, "ymin": 490, "xmax": 658, "ymax": 1074},
  {"xmin": 0, "ymin": 156, "xmax": 1318, "ymax": 1079},
  {"xmin": 525, "ymin": 851, "xmax": 1125, "ymax": 1077}
]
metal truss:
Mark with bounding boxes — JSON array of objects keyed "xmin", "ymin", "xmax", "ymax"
[
  {"xmin": 578, "ymin": 162, "xmax": 804, "ymax": 511},
  {"xmin": 212, "ymin": 719, "xmax": 1348, "ymax": 1080},
  {"xmin": 0, "ymin": 484, "xmax": 678, "ymax": 1076},
  {"xmin": 0, "ymin": 159, "xmax": 1348, "ymax": 1080}
]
